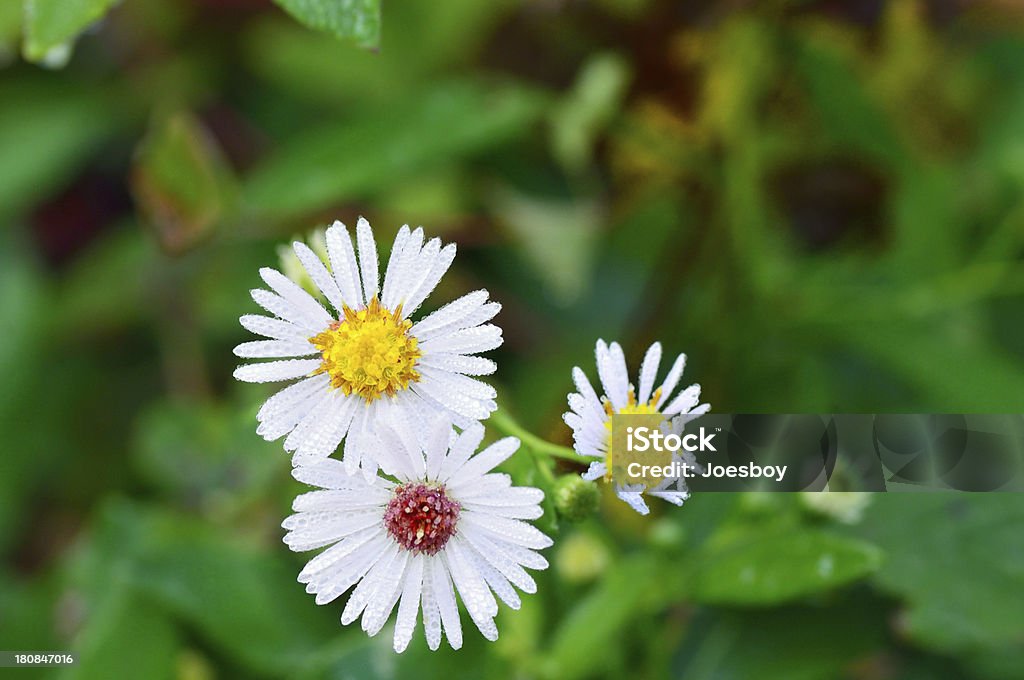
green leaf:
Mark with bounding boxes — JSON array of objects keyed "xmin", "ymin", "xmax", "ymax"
[
  {"xmin": 0, "ymin": 236, "xmax": 49, "ymax": 552},
  {"xmin": 132, "ymin": 112, "xmax": 236, "ymax": 255},
  {"xmin": 674, "ymin": 596, "xmax": 890, "ymax": 680},
  {"xmin": 63, "ymin": 588, "xmax": 180, "ymax": 680},
  {"xmin": 271, "ymin": 0, "xmax": 380, "ymax": 49},
  {"xmin": 550, "ymin": 52, "xmax": 630, "ymax": 172},
  {"xmin": 23, "ymin": 0, "xmax": 118, "ymax": 62},
  {"xmin": 242, "ymin": 80, "xmax": 548, "ymax": 221},
  {"xmin": 490, "ymin": 185, "xmax": 603, "ymax": 305},
  {"xmin": 828, "ymin": 319, "xmax": 1024, "ymax": 412},
  {"xmin": 790, "ymin": 32, "xmax": 904, "ymax": 169},
  {"xmin": 51, "ymin": 227, "xmax": 156, "ymax": 331},
  {"xmin": 0, "ymin": 570, "xmax": 63, "ymax": 661},
  {"xmin": 853, "ymin": 495, "xmax": 1024, "ymax": 652},
  {"xmin": 133, "ymin": 398, "xmax": 286, "ymax": 507},
  {"xmin": 81, "ymin": 500, "xmax": 339, "ymax": 675},
  {"xmin": 542, "ymin": 554, "xmax": 674, "ymax": 680},
  {"xmin": 243, "ymin": 1, "xmax": 516, "ymax": 104},
  {"xmin": 690, "ymin": 529, "xmax": 882, "ymax": 605}
]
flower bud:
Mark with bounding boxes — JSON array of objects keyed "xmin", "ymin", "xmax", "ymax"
[
  {"xmin": 553, "ymin": 474, "xmax": 600, "ymax": 523},
  {"xmin": 277, "ymin": 227, "xmax": 329, "ymax": 299}
]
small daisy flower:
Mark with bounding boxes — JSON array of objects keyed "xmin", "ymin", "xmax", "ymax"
[
  {"xmin": 283, "ymin": 417, "xmax": 551, "ymax": 652},
  {"xmin": 563, "ymin": 339, "xmax": 710, "ymax": 514},
  {"xmin": 233, "ymin": 218, "xmax": 502, "ymax": 473}
]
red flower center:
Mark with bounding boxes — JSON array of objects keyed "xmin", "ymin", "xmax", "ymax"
[{"xmin": 383, "ymin": 483, "xmax": 461, "ymax": 555}]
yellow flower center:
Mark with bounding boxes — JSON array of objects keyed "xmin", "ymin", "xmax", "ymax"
[
  {"xmin": 309, "ymin": 298, "xmax": 421, "ymax": 403},
  {"xmin": 603, "ymin": 388, "xmax": 664, "ymax": 481}
]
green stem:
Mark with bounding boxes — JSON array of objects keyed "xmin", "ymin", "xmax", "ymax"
[{"xmin": 489, "ymin": 409, "xmax": 581, "ymax": 464}]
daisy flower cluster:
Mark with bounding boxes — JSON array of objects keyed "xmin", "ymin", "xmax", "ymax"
[
  {"xmin": 234, "ymin": 218, "xmax": 708, "ymax": 652},
  {"xmin": 235, "ymin": 219, "xmax": 546, "ymax": 651}
]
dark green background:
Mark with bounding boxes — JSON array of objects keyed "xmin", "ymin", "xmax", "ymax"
[{"xmin": 2, "ymin": 1, "xmax": 1023, "ymax": 678}]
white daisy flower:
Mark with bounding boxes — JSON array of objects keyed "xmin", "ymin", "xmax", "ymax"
[
  {"xmin": 233, "ymin": 218, "xmax": 502, "ymax": 473},
  {"xmin": 563, "ymin": 339, "xmax": 711, "ymax": 515},
  {"xmin": 283, "ymin": 417, "xmax": 551, "ymax": 652}
]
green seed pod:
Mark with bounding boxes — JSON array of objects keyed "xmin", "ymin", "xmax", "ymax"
[{"xmin": 553, "ymin": 474, "xmax": 601, "ymax": 523}]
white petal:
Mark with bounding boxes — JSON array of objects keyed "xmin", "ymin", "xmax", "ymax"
[
  {"xmin": 673, "ymin": 403, "xmax": 711, "ymax": 424},
  {"xmin": 453, "ymin": 473, "xmax": 512, "ymax": 500},
  {"xmin": 395, "ymin": 237, "xmax": 440, "ymax": 311},
  {"xmin": 256, "ymin": 372, "xmax": 327, "ymax": 421},
  {"xmin": 432, "ymin": 553, "xmax": 463, "ymax": 650},
  {"xmin": 447, "ymin": 438, "xmax": 519, "ymax": 488},
  {"xmin": 421, "ymin": 324, "xmax": 503, "ymax": 356},
  {"xmin": 292, "ymin": 394, "xmax": 357, "ymax": 463},
  {"xmin": 402, "ymin": 242, "xmax": 456, "ymax": 317},
  {"xmin": 379, "ymin": 225, "xmax": 410, "ymax": 308},
  {"xmin": 233, "ymin": 339, "xmax": 317, "ymax": 359},
  {"xmin": 581, "ymin": 462, "xmax": 606, "ymax": 481},
  {"xmin": 637, "ymin": 342, "xmax": 662, "ymax": 405},
  {"xmin": 294, "ymin": 242, "xmax": 345, "ymax": 313},
  {"xmin": 307, "ymin": 532, "xmax": 386, "ymax": 604},
  {"xmin": 342, "ymin": 405, "xmax": 370, "ymax": 475},
  {"xmin": 283, "ymin": 390, "xmax": 336, "ymax": 452},
  {"xmin": 376, "ymin": 423, "xmax": 420, "ymax": 481},
  {"xmin": 571, "ymin": 367, "xmax": 606, "ymax": 418},
  {"xmin": 239, "ymin": 314, "xmax": 306, "ymax": 341},
  {"xmin": 393, "ymin": 554, "xmax": 424, "ymax": 653},
  {"xmin": 472, "ymin": 550, "xmax": 521, "ymax": 609},
  {"xmin": 234, "ymin": 358, "xmax": 321, "ymax": 383},
  {"xmin": 421, "ymin": 367, "xmax": 497, "ymax": 401},
  {"xmin": 461, "ymin": 513, "xmax": 553, "ymax": 550},
  {"xmin": 411, "ymin": 290, "xmax": 489, "ymax": 338},
  {"xmin": 341, "ymin": 542, "xmax": 399, "ymax": 625},
  {"xmin": 649, "ymin": 490, "xmax": 690, "ymax": 506},
  {"xmin": 390, "ymin": 405, "xmax": 431, "ymax": 479},
  {"xmin": 437, "ymin": 424, "xmax": 485, "ymax": 482},
  {"xmin": 282, "ymin": 509, "xmax": 381, "ymax": 552},
  {"xmin": 383, "ymin": 227, "xmax": 424, "ymax": 309},
  {"xmin": 424, "ymin": 302, "xmax": 501, "ymax": 341},
  {"xmin": 362, "ymin": 551, "xmax": 410, "ymax": 635},
  {"xmin": 250, "ymin": 289, "xmax": 324, "ymax": 333},
  {"xmin": 663, "ymin": 384, "xmax": 701, "ymax": 415},
  {"xmin": 258, "ymin": 267, "xmax": 333, "ymax": 328},
  {"xmin": 298, "ymin": 526, "xmax": 378, "ymax": 581},
  {"xmin": 460, "ymin": 527, "xmax": 537, "ymax": 593},
  {"xmin": 420, "ymin": 353, "xmax": 496, "ymax": 376},
  {"xmin": 596, "ymin": 340, "xmax": 629, "ymax": 410},
  {"xmin": 615, "ymin": 487, "xmax": 651, "ymax": 515},
  {"xmin": 257, "ymin": 374, "xmax": 330, "ymax": 441},
  {"xmin": 356, "ymin": 217, "xmax": 380, "ymax": 302},
  {"xmin": 490, "ymin": 540, "xmax": 549, "ymax": 571},
  {"xmin": 425, "ymin": 415, "xmax": 450, "ymax": 482},
  {"xmin": 326, "ymin": 222, "xmax": 363, "ymax": 308},
  {"xmin": 420, "ymin": 557, "xmax": 443, "ymax": 651},
  {"xmin": 656, "ymin": 353, "xmax": 687, "ymax": 409},
  {"xmin": 412, "ymin": 381, "xmax": 491, "ymax": 422},
  {"xmin": 462, "ymin": 502, "xmax": 542, "ymax": 520},
  {"xmin": 457, "ymin": 485, "xmax": 542, "ymax": 506},
  {"xmin": 292, "ymin": 488, "xmax": 389, "ymax": 513},
  {"xmin": 444, "ymin": 542, "xmax": 498, "ymax": 640},
  {"xmin": 293, "ymin": 457, "xmax": 380, "ymax": 490}
]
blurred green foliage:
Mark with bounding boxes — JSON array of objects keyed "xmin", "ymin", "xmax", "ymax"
[{"xmin": 2, "ymin": 0, "xmax": 1024, "ymax": 678}]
